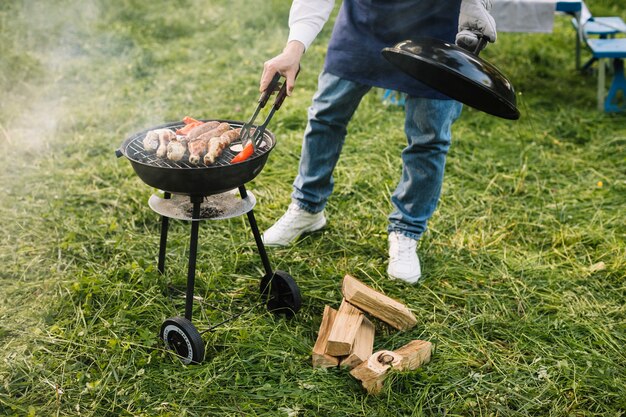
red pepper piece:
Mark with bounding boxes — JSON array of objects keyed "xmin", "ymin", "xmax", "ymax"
[
  {"xmin": 175, "ymin": 121, "xmax": 203, "ymax": 135},
  {"xmin": 182, "ymin": 116, "xmax": 202, "ymax": 125},
  {"xmin": 230, "ymin": 142, "xmax": 254, "ymax": 164}
]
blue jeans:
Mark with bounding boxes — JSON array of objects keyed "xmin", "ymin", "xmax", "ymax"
[{"xmin": 292, "ymin": 71, "xmax": 463, "ymax": 240}]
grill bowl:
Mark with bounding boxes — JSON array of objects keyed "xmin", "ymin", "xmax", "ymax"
[{"xmin": 117, "ymin": 119, "xmax": 276, "ymax": 196}]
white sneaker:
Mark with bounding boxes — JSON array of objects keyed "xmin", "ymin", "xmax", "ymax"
[
  {"xmin": 387, "ymin": 232, "xmax": 422, "ymax": 284},
  {"xmin": 262, "ymin": 203, "xmax": 327, "ymax": 247}
]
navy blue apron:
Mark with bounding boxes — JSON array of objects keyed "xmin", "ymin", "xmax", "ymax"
[{"xmin": 324, "ymin": 0, "xmax": 462, "ymax": 99}]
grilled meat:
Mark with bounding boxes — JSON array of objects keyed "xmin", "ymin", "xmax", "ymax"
[
  {"xmin": 188, "ymin": 124, "xmax": 234, "ymax": 164},
  {"xmin": 166, "ymin": 137, "xmax": 188, "ymax": 161},
  {"xmin": 144, "ymin": 128, "xmax": 175, "ymax": 153},
  {"xmin": 142, "ymin": 130, "xmax": 160, "ymax": 152},
  {"xmin": 155, "ymin": 129, "xmax": 176, "ymax": 158},
  {"xmin": 195, "ymin": 122, "xmax": 231, "ymax": 142},
  {"xmin": 187, "ymin": 121, "xmax": 221, "ymax": 141},
  {"xmin": 204, "ymin": 128, "xmax": 241, "ymax": 165},
  {"xmin": 188, "ymin": 138, "xmax": 210, "ymax": 165}
]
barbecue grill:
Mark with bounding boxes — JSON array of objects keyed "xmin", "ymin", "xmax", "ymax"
[
  {"xmin": 117, "ymin": 120, "xmax": 276, "ymax": 196},
  {"xmin": 116, "ymin": 85, "xmax": 302, "ymax": 364}
]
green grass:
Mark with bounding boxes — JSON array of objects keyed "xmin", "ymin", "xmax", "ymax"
[{"xmin": 1, "ymin": 0, "xmax": 625, "ymax": 415}]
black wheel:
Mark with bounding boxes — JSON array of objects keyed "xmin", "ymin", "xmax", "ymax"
[
  {"xmin": 159, "ymin": 316, "xmax": 205, "ymax": 365},
  {"xmin": 260, "ymin": 270, "xmax": 302, "ymax": 317}
]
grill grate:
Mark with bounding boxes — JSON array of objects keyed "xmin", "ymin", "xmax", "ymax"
[{"xmin": 124, "ymin": 121, "xmax": 273, "ymax": 169}]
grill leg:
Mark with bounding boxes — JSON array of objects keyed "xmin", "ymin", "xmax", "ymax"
[
  {"xmin": 157, "ymin": 192, "xmax": 171, "ymax": 274},
  {"xmin": 185, "ymin": 196, "xmax": 203, "ymax": 321},
  {"xmin": 239, "ymin": 186, "xmax": 273, "ymax": 276}
]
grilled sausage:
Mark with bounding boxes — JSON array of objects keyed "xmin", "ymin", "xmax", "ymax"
[
  {"xmin": 188, "ymin": 138, "xmax": 210, "ymax": 165},
  {"xmin": 195, "ymin": 122, "xmax": 231, "ymax": 142},
  {"xmin": 220, "ymin": 128, "xmax": 242, "ymax": 143},
  {"xmin": 203, "ymin": 128, "xmax": 241, "ymax": 165},
  {"xmin": 186, "ymin": 121, "xmax": 221, "ymax": 141}
]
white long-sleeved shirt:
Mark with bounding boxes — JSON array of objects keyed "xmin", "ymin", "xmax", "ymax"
[{"xmin": 287, "ymin": 0, "xmax": 336, "ymax": 50}]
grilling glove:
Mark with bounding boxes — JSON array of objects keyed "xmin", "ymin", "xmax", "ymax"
[{"xmin": 456, "ymin": 0, "xmax": 497, "ymax": 52}]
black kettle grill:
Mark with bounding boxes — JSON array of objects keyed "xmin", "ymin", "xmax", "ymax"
[{"xmin": 116, "ymin": 76, "xmax": 302, "ymax": 365}]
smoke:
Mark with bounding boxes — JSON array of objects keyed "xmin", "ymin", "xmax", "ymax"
[{"xmin": 1, "ymin": 0, "xmax": 102, "ymax": 154}]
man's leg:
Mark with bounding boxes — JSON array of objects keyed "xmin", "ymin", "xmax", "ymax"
[
  {"xmin": 292, "ymin": 71, "xmax": 371, "ymax": 212},
  {"xmin": 263, "ymin": 71, "xmax": 370, "ymax": 246},
  {"xmin": 387, "ymin": 97, "xmax": 463, "ymax": 282}
]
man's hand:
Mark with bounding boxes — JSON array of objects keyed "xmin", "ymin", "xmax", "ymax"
[
  {"xmin": 260, "ymin": 41, "xmax": 305, "ymax": 96},
  {"xmin": 456, "ymin": 0, "xmax": 497, "ymax": 53}
]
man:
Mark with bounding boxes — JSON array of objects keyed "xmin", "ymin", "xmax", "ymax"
[{"xmin": 260, "ymin": 0, "xmax": 497, "ymax": 283}]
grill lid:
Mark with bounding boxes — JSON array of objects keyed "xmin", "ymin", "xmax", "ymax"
[{"xmin": 382, "ymin": 37, "xmax": 520, "ymax": 120}]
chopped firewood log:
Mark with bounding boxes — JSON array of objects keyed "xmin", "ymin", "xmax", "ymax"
[
  {"xmin": 393, "ymin": 339, "xmax": 432, "ymax": 371},
  {"xmin": 350, "ymin": 340, "xmax": 433, "ymax": 394},
  {"xmin": 341, "ymin": 274, "xmax": 417, "ymax": 330},
  {"xmin": 325, "ymin": 299, "xmax": 364, "ymax": 357},
  {"xmin": 312, "ymin": 306, "xmax": 340, "ymax": 368},
  {"xmin": 349, "ymin": 350, "xmax": 402, "ymax": 395},
  {"xmin": 340, "ymin": 316, "xmax": 375, "ymax": 370}
]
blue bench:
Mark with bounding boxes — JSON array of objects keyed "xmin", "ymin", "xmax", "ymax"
[
  {"xmin": 584, "ymin": 37, "xmax": 626, "ymax": 112},
  {"xmin": 572, "ymin": 15, "xmax": 626, "ymax": 71},
  {"xmin": 570, "ymin": 2, "xmax": 626, "ymax": 112},
  {"xmin": 382, "ymin": 89, "xmax": 406, "ymax": 106}
]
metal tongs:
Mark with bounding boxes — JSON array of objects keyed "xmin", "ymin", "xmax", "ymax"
[
  {"xmin": 232, "ymin": 69, "xmax": 299, "ymax": 162},
  {"xmin": 238, "ymin": 73, "xmax": 281, "ymax": 151}
]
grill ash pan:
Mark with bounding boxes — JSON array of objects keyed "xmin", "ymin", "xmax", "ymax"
[{"xmin": 116, "ymin": 119, "xmax": 276, "ymax": 196}]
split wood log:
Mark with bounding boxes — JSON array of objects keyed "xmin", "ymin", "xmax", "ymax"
[
  {"xmin": 350, "ymin": 340, "xmax": 433, "ymax": 394},
  {"xmin": 325, "ymin": 299, "xmax": 364, "ymax": 357},
  {"xmin": 312, "ymin": 306, "xmax": 340, "ymax": 368},
  {"xmin": 393, "ymin": 339, "xmax": 432, "ymax": 371},
  {"xmin": 340, "ymin": 316, "xmax": 375, "ymax": 370},
  {"xmin": 341, "ymin": 274, "xmax": 417, "ymax": 330},
  {"xmin": 349, "ymin": 350, "xmax": 402, "ymax": 395}
]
